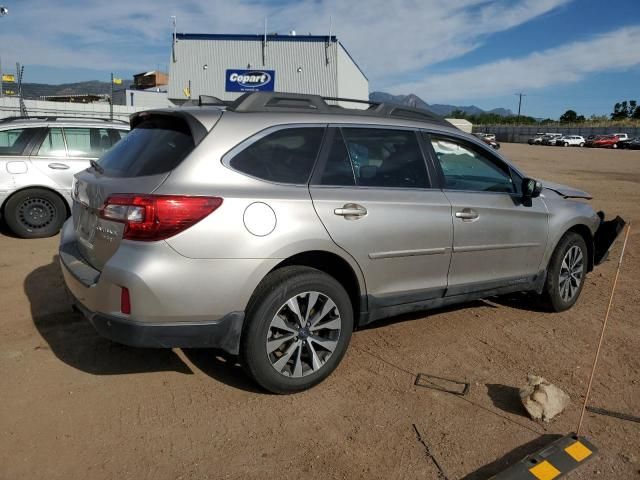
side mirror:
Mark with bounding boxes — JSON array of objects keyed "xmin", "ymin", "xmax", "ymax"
[{"xmin": 522, "ymin": 178, "xmax": 543, "ymax": 199}]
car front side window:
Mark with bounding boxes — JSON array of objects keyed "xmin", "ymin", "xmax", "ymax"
[
  {"xmin": 0, "ymin": 128, "xmax": 38, "ymax": 156},
  {"xmin": 430, "ymin": 136, "xmax": 515, "ymax": 193}
]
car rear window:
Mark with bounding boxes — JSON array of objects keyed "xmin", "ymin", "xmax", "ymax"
[{"xmin": 98, "ymin": 116, "xmax": 194, "ymax": 177}]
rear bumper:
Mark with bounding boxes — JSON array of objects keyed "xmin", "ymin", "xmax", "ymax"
[
  {"xmin": 57, "ymin": 219, "xmax": 277, "ymax": 355},
  {"xmin": 74, "ymin": 300, "xmax": 244, "ymax": 354}
]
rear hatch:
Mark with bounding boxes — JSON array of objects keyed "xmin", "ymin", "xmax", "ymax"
[{"xmin": 73, "ymin": 111, "xmax": 215, "ymax": 271}]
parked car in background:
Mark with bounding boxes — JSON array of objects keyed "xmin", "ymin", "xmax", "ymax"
[
  {"xmin": 59, "ymin": 91, "xmax": 624, "ymax": 393},
  {"xmin": 557, "ymin": 135, "xmax": 585, "ymax": 147},
  {"xmin": 474, "ymin": 133, "xmax": 500, "ymax": 149},
  {"xmin": 613, "ymin": 133, "xmax": 629, "ymax": 142},
  {"xmin": 589, "ymin": 134, "xmax": 622, "ymax": 149},
  {"xmin": 0, "ymin": 116, "xmax": 129, "ymax": 238},
  {"xmin": 474, "ymin": 132, "xmax": 496, "ymax": 142},
  {"xmin": 542, "ymin": 134, "xmax": 564, "ymax": 146},
  {"xmin": 618, "ymin": 137, "xmax": 640, "ymax": 150},
  {"xmin": 528, "ymin": 133, "xmax": 546, "ymax": 145},
  {"xmin": 584, "ymin": 135, "xmax": 601, "ymax": 147}
]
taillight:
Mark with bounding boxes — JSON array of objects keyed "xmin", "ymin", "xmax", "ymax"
[{"xmin": 100, "ymin": 194, "xmax": 223, "ymax": 241}]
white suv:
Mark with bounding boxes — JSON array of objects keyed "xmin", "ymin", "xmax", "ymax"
[
  {"xmin": 558, "ymin": 135, "xmax": 585, "ymax": 147},
  {"xmin": 0, "ymin": 116, "xmax": 129, "ymax": 238}
]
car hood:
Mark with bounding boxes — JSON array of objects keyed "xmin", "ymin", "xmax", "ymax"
[{"xmin": 541, "ymin": 180, "xmax": 592, "ymax": 199}]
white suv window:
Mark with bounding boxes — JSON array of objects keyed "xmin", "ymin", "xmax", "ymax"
[
  {"xmin": 0, "ymin": 128, "xmax": 38, "ymax": 155},
  {"xmin": 37, "ymin": 127, "xmax": 66, "ymax": 157}
]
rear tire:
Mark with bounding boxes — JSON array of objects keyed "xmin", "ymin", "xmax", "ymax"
[
  {"xmin": 579, "ymin": 142, "xmax": 585, "ymax": 147},
  {"xmin": 4, "ymin": 188, "xmax": 67, "ymax": 238},
  {"xmin": 543, "ymin": 232, "xmax": 588, "ymax": 312},
  {"xmin": 241, "ymin": 266, "xmax": 353, "ymax": 394}
]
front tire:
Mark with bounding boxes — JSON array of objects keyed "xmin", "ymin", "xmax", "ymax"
[
  {"xmin": 543, "ymin": 232, "xmax": 588, "ymax": 312},
  {"xmin": 241, "ymin": 266, "xmax": 353, "ymax": 394},
  {"xmin": 4, "ymin": 188, "xmax": 67, "ymax": 238}
]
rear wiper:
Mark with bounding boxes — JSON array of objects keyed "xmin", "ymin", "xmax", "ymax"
[{"xmin": 90, "ymin": 159, "xmax": 104, "ymax": 174}]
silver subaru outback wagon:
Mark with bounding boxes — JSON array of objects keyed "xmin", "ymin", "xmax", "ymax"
[
  {"xmin": 59, "ymin": 93, "xmax": 624, "ymax": 393},
  {"xmin": 0, "ymin": 116, "xmax": 129, "ymax": 238}
]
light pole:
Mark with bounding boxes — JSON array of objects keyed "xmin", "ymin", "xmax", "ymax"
[{"xmin": 0, "ymin": 6, "xmax": 7, "ymax": 98}]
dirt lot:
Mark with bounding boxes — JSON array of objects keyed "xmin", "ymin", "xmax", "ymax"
[{"xmin": 1, "ymin": 143, "xmax": 638, "ymax": 480}]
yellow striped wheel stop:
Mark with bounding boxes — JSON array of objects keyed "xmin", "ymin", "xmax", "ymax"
[{"xmin": 490, "ymin": 433, "xmax": 596, "ymax": 479}]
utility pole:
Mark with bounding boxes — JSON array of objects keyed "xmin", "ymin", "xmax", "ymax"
[
  {"xmin": 515, "ymin": 92, "xmax": 526, "ymax": 122},
  {"xmin": 110, "ymin": 72, "xmax": 114, "ymax": 120},
  {"xmin": 17, "ymin": 63, "xmax": 27, "ymax": 117}
]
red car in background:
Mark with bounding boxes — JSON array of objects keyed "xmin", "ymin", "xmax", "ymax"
[{"xmin": 588, "ymin": 134, "xmax": 622, "ymax": 148}]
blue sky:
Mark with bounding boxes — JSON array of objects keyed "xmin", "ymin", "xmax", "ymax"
[{"xmin": 0, "ymin": 0, "xmax": 639, "ymax": 118}]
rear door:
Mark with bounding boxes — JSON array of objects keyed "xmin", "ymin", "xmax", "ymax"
[
  {"xmin": 29, "ymin": 126, "xmax": 121, "ymax": 192},
  {"xmin": 309, "ymin": 127, "xmax": 453, "ymax": 309},
  {"xmin": 426, "ymin": 134, "xmax": 548, "ymax": 295},
  {"xmin": 72, "ymin": 114, "xmax": 205, "ymax": 270}
]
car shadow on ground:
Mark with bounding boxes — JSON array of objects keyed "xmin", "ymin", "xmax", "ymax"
[
  {"xmin": 181, "ymin": 349, "xmax": 265, "ymax": 394},
  {"xmin": 489, "ymin": 292, "xmax": 551, "ymax": 313},
  {"xmin": 25, "ymin": 255, "xmax": 193, "ymax": 376},
  {"xmin": 460, "ymin": 434, "xmax": 563, "ymax": 480}
]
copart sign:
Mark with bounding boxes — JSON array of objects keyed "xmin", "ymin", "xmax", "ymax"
[{"xmin": 225, "ymin": 69, "xmax": 275, "ymax": 92}]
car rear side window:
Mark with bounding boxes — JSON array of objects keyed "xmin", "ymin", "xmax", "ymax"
[
  {"xmin": 230, "ymin": 127, "xmax": 324, "ymax": 184},
  {"xmin": 0, "ymin": 128, "xmax": 38, "ymax": 155},
  {"xmin": 64, "ymin": 128, "xmax": 117, "ymax": 157},
  {"xmin": 37, "ymin": 127, "xmax": 67, "ymax": 157},
  {"xmin": 320, "ymin": 128, "xmax": 430, "ymax": 189},
  {"xmin": 98, "ymin": 117, "xmax": 195, "ymax": 177}
]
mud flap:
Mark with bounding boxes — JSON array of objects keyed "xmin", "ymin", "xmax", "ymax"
[{"xmin": 594, "ymin": 213, "xmax": 626, "ymax": 265}]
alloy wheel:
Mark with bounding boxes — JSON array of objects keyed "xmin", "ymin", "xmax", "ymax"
[
  {"xmin": 266, "ymin": 291, "xmax": 341, "ymax": 378},
  {"xmin": 559, "ymin": 245, "xmax": 584, "ymax": 302}
]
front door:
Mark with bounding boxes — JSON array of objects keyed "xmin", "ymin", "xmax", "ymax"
[
  {"xmin": 426, "ymin": 134, "xmax": 549, "ymax": 296},
  {"xmin": 310, "ymin": 127, "xmax": 453, "ymax": 311}
]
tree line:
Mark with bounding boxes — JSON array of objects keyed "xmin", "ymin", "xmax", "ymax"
[{"xmin": 448, "ymin": 100, "xmax": 640, "ymax": 124}]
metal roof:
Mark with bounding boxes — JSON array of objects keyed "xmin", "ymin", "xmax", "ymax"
[{"xmin": 176, "ymin": 33, "xmax": 338, "ymax": 42}]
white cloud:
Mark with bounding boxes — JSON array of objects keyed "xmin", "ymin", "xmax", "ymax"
[
  {"xmin": 0, "ymin": 0, "xmax": 570, "ymax": 82},
  {"xmin": 389, "ymin": 26, "xmax": 640, "ymax": 101}
]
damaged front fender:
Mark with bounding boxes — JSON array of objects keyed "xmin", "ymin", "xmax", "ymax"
[{"xmin": 594, "ymin": 213, "xmax": 626, "ymax": 265}]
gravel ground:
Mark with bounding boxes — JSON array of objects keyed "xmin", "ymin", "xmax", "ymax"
[{"xmin": 1, "ymin": 143, "xmax": 638, "ymax": 480}]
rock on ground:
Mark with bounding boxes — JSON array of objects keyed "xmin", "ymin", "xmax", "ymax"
[{"xmin": 520, "ymin": 374, "xmax": 571, "ymax": 422}]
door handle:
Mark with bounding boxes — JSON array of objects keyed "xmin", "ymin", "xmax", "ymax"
[
  {"xmin": 334, "ymin": 203, "xmax": 367, "ymax": 218},
  {"xmin": 455, "ymin": 208, "xmax": 479, "ymax": 221},
  {"xmin": 48, "ymin": 163, "xmax": 70, "ymax": 170}
]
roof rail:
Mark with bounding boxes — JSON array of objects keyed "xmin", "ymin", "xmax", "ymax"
[
  {"xmin": 0, "ymin": 115, "xmax": 128, "ymax": 124},
  {"xmin": 223, "ymin": 92, "xmax": 449, "ymax": 126},
  {"xmin": 198, "ymin": 95, "xmax": 234, "ymax": 107}
]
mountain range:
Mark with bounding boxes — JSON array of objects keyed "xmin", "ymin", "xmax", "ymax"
[
  {"xmin": 1, "ymin": 80, "xmax": 134, "ymax": 99},
  {"xmin": 369, "ymin": 92, "xmax": 513, "ymax": 117},
  {"xmin": 2, "ymin": 80, "xmax": 512, "ymax": 117}
]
